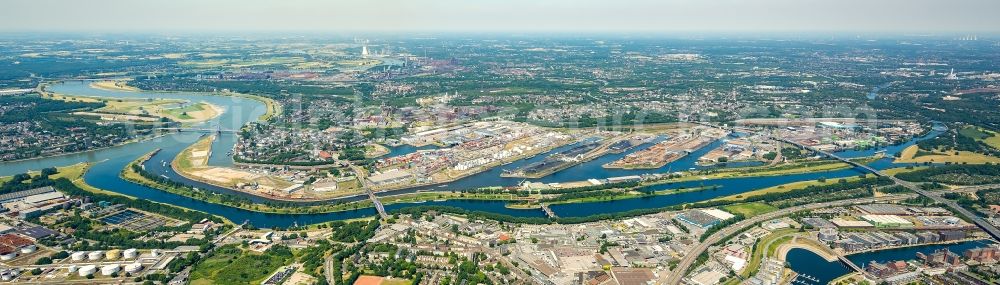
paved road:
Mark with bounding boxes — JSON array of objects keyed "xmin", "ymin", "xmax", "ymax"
[
  {"xmin": 324, "ymin": 255, "xmax": 336, "ymax": 283},
  {"xmin": 719, "ymin": 124, "xmax": 1000, "ymax": 243},
  {"xmin": 893, "ymin": 178, "xmax": 1000, "ymax": 239},
  {"xmin": 764, "ymin": 127, "xmax": 1000, "ymax": 241},
  {"xmin": 661, "ymin": 194, "xmax": 914, "ymax": 285}
]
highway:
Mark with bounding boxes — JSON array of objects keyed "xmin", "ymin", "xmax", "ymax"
[
  {"xmin": 713, "ymin": 121, "xmax": 1000, "ymax": 240},
  {"xmin": 773, "ymin": 135, "xmax": 1000, "ymax": 241}
]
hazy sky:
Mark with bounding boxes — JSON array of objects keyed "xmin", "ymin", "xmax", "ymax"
[{"xmin": 2, "ymin": 0, "xmax": 999, "ymax": 33}]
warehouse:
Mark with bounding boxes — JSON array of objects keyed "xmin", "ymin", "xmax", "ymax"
[
  {"xmin": 861, "ymin": 215, "xmax": 913, "ymax": 228},
  {"xmin": 366, "ymin": 169, "xmax": 414, "ymax": 187},
  {"xmin": 676, "ymin": 209, "xmax": 735, "ymax": 229}
]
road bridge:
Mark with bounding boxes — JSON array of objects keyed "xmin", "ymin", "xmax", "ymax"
[
  {"xmin": 837, "ymin": 255, "xmax": 880, "ymax": 282},
  {"xmin": 367, "ymin": 188, "xmax": 389, "ymax": 220},
  {"xmin": 541, "ymin": 204, "xmax": 558, "ymax": 218},
  {"xmin": 352, "ymin": 164, "xmax": 389, "ymax": 220},
  {"xmin": 156, "ymin": 127, "xmax": 238, "ymax": 134}
]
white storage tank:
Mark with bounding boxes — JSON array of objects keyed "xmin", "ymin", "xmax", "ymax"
[
  {"xmin": 68, "ymin": 265, "xmax": 78, "ymax": 273},
  {"xmin": 148, "ymin": 249, "xmax": 160, "ymax": 258},
  {"xmin": 78, "ymin": 265, "xmax": 97, "ymax": 277},
  {"xmin": 19, "ymin": 244, "xmax": 37, "ymax": 254},
  {"xmin": 87, "ymin": 251, "xmax": 103, "ymax": 261},
  {"xmin": 123, "ymin": 248, "xmax": 138, "ymax": 259},
  {"xmin": 124, "ymin": 262, "xmax": 143, "ymax": 273},
  {"xmin": 0, "ymin": 252, "xmax": 16, "ymax": 261},
  {"xmin": 71, "ymin": 251, "xmax": 87, "ymax": 261},
  {"xmin": 100, "ymin": 264, "xmax": 119, "ymax": 276}
]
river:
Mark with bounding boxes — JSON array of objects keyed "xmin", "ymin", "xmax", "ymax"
[{"xmin": 0, "ymin": 81, "xmax": 939, "ymax": 227}]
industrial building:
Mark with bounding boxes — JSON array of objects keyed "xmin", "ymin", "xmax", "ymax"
[
  {"xmin": 366, "ymin": 169, "xmax": 414, "ymax": 187},
  {"xmin": 675, "ymin": 209, "xmax": 735, "ymax": 229},
  {"xmin": 861, "ymin": 215, "xmax": 913, "ymax": 228}
]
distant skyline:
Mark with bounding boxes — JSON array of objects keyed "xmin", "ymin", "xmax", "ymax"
[{"xmin": 2, "ymin": 0, "xmax": 1000, "ymax": 33}]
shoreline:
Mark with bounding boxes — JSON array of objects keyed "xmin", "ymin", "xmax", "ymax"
[
  {"xmin": 125, "ymin": 152, "xmax": 526, "ymax": 217},
  {"xmin": 123, "ymin": 149, "xmax": 378, "ymax": 214},
  {"xmin": 842, "ymin": 237, "xmax": 990, "ymax": 256},
  {"xmin": 169, "ymin": 101, "xmax": 225, "ymax": 124},
  {"xmin": 643, "ymin": 158, "xmax": 874, "ymax": 189},
  {"xmin": 89, "ymin": 80, "xmax": 140, "ymax": 92},
  {"xmin": 0, "ymin": 133, "xmax": 167, "ymax": 167},
  {"xmin": 46, "ymin": 79, "xmax": 281, "ymax": 123},
  {"xmin": 32, "ymin": 161, "xmax": 237, "ymax": 226},
  {"xmin": 168, "ymin": 135, "xmax": 350, "ymax": 203},
  {"xmin": 776, "ymin": 236, "xmax": 838, "ymax": 262}
]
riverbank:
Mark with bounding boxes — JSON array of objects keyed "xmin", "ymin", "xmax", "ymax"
[
  {"xmin": 642, "ymin": 157, "xmax": 875, "ymax": 188},
  {"xmin": 0, "ymin": 133, "xmax": 166, "ymax": 166},
  {"xmin": 776, "ymin": 236, "xmax": 838, "ymax": 262},
  {"xmin": 0, "ymin": 161, "xmax": 234, "ymax": 225},
  {"xmin": 173, "ymin": 135, "xmax": 368, "ymax": 202},
  {"xmin": 48, "ymin": 79, "xmax": 280, "ymax": 123},
  {"xmin": 540, "ymin": 185, "xmax": 715, "ymax": 206},
  {"xmin": 125, "ymin": 149, "xmax": 377, "ymax": 214},
  {"xmin": 713, "ymin": 175, "xmax": 871, "ymax": 202},
  {"xmin": 162, "ymin": 101, "xmax": 224, "ymax": 123},
  {"xmin": 126, "ymin": 151, "xmax": 526, "ymax": 216},
  {"xmin": 707, "ymin": 162, "xmax": 910, "ymax": 202},
  {"xmin": 42, "ymin": 85, "xmax": 225, "ymax": 124},
  {"xmin": 225, "ymin": 91, "xmax": 281, "ymax": 122},
  {"xmin": 90, "ymin": 80, "xmax": 139, "ymax": 92}
]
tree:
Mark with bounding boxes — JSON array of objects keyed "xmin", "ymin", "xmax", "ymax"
[
  {"xmin": 35, "ymin": 256, "xmax": 52, "ymax": 265},
  {"xmin": 52, "ymin": 251, "xmax": 69, "ymax": 259}
]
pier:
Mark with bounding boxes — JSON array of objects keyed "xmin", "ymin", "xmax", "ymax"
[{"xmin": 502, "ymin": 138, "xmax": 619, "ymax": 179}]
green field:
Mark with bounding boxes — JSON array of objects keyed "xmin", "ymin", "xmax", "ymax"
[
  {"xmin": 723, "ymin": 202, "xmax": 778, "ymax": 217},
  {"xmin": 896, "ymin": 145, "xmax": 1000, "ymax": 164},
  {"xmin": 162, "ymin": 102, "xmax": 212, "ymax": 120},
  {"xmin": 741, "ymin": 229, "xmax": 795, "ymax": 278},
  {"xmin": 189, "ymin": 244, "xmax": 294, "ymax": 285},
  {"xmin": 960, "ymin": 126, "xmax": 993, "ymax": 140},
  {"xmin": 961, "ymin": 126, "xmax": 1000, "ymax": 150}
]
